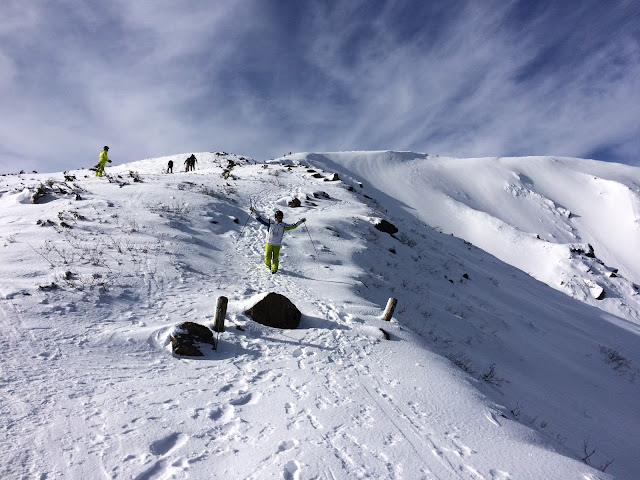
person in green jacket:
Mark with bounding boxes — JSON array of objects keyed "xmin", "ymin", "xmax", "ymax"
[{"xmin": 95, "ymin": 146, "xmax": 112, "ymax": 176}]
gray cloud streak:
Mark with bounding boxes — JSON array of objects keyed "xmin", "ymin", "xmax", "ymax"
[{"xmin": 1, "ymin": 0, "xmax": 639, "ymax": 173}]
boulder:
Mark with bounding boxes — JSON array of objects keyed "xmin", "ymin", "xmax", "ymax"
[
  {"xmin": 571, "ymin": 243, "xmax": 596, "ymax": 258},
  {"xmin": 288, "ymin": 197, "xmax": 302, "ymax": 208},
  {"xmin": 245, "ymin": 293, "xmax": 301, "ymax": 329},
  {"xmin": 590, "ymin": 285, "xmax": 606, "ymax": 301},
  {"xmin": 374, "ymin": 219, "xmax": 398, "ymax": 235},
  {"xmin": 170, "ymin": 322, "xmax": 215, "ymax": 356}
]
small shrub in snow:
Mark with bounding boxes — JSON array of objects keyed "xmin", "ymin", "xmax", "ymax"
[
  {"xmin": 599, "ymin": 345, "xmax": 631, "ymax": 371},
  {"xmin": 581, "ymin": 437, "xmax": 614, "ymax": 473},
  {"xmin": 4, "ymin": 234, "xmax": 17, "ymax": 245},
  {"xmin": 31, "ymin": 184, "xmax": 48, "ymax": 203},
  {"xmin": 157, "ymin": 202, "xmax": 192, "ymax": 214},
  {"xmin": 446, "ymin": 351, "xmax": 477, "ymax": 375},
  {"xmin": 396, "ymin": 232, "xmax": 416, "ymax": 247},
  {"xmin": 510, "ymin": 402, "xmax": 523, "ymax": 418},
  {"xmin": 481, "ymin": 364, "xmax": 504, "ymax": 387},
  {"xmin": 128, "ymin": 171, "xmax": 142, "ymax": 182}
]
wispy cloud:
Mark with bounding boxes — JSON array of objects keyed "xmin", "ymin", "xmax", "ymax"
[{"xmin": 1, "ymin": 0, "xmax": 639, "ymax": 173}]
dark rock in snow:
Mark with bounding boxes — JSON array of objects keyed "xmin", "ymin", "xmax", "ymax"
[
  {"xmin": 288, "ymin": 198, "xmax": 302, "ymax": 208},
  {"xmin": 170, "ymin": 322, "xmax": 215, "ymax": 356},
  {"xmin": 374, "ymin": 219, "xmax": 398, "ymax": 235},
  {"xmin": 570, "ymin": 243, "xmax": 596, "ymax": 258},
  {"xmin": 245, "ymin": 293, "xmax": 301, "ymax": 329}
]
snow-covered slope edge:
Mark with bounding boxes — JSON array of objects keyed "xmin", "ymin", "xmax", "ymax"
[
  {"xmin": 302, "ymin": 151, "xmax": 640, "ymax": 325},
  {"xmin": 0, "ymin": 151, "xmax": 637, "ymax": 478}
]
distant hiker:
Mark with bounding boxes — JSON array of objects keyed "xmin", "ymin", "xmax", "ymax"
[
  {"xmin": 184, "ymin": 154, "xmax": 197, "ymax": 172},
  {"xmin": 250, "ymin": 207, "xmax": 305, "ymax": 273},
  {"xmin": 95, "ymin": 146, "xmax": 112, "ymax": 177},
  {"xmin": 167, "ymin": 160, "xmax": 173, "ymax": 173}
]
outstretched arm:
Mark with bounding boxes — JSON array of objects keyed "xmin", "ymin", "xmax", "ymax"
[
  {"xmin": 250, "ymin": 207, "xmax": 269, "ymax": 227},
  {"xmin": 284, "ymin": 218, "xmax": 306, "ymax": 231}
]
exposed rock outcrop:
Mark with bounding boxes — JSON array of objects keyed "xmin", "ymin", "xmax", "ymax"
[
  {"xmin": 170, "ymin": 322, "xmax": 215, "ymax": 356},
  {"xmin": 374, "ymin": 219, "xmax": 398, "ymax": 235},
  {"xmin": 245, "ymin": 293, "xmax": 301, "ymax": 329}
]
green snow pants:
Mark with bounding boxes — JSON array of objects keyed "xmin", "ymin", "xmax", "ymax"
[
  {"xmin": 264, "ymin": 243, "xmax": 281, "ymax": 272},
  {"xmin": 95, "ymin": 160, "xmax": 107, "ymax": 177}
]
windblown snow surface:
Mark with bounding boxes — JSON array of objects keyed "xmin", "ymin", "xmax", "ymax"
[{"xmin": 1, "ymin": 151, "xmax": 639, "ymax": 479}]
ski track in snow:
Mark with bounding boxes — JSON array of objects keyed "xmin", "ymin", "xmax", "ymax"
[{"xmin": 1, "ymin": 153, "xmax": 633, "ymax": 479}]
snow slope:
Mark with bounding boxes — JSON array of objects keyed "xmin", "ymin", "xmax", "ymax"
[
  {"xmin": 304, "ymin": 152, "xmax": 640, "ymax": 324},
  {"xmin": 1, "ymin": 151, "xmax": 638, "ymax": 479}
]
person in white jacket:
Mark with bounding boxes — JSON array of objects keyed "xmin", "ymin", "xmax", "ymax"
[{"xmin": 250, "ymin": 208, "xmax": 305, "ymax": 273}]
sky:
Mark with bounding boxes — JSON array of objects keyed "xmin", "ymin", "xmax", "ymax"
[{"xmin": 1, "ymin": 0, "xmax": 639, "ymax": 174}]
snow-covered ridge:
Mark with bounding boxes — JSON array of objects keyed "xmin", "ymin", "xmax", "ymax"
[
  {"xmin": 108, "ymin": 151, "xmax": 256, "ymax": 175},
  {"xmin": 291, "ymin": 151, "xmax": 640, "ymax": 324},
  {"xmin": 1, "ymin": 151, "xmax": 638, "ymax": 478}
]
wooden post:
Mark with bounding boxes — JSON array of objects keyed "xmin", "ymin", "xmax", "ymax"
[
  {"xmin": 381, "ymin": 297, "xmax": 397, "ymax": 322},
  {"xmin": 214, "ymin": 296, "xmax": 228, "ymax": 332}
]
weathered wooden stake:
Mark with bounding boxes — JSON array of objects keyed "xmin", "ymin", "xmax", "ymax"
[
  {"xmin": 214, "ymin": 296, "xmax": 228, "ymax": 333},
  {"xmin": 212, "ymin": 296, "xmax": 228, "ymax": 351},
  {"xmin": 381, "ymin": 297, "xmax": 397, "ymax": 322}
]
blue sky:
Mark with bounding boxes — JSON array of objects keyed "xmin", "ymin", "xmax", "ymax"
[{"xmin": 1, "ymin": 0, "xmax": 639, "ymax": 174}]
